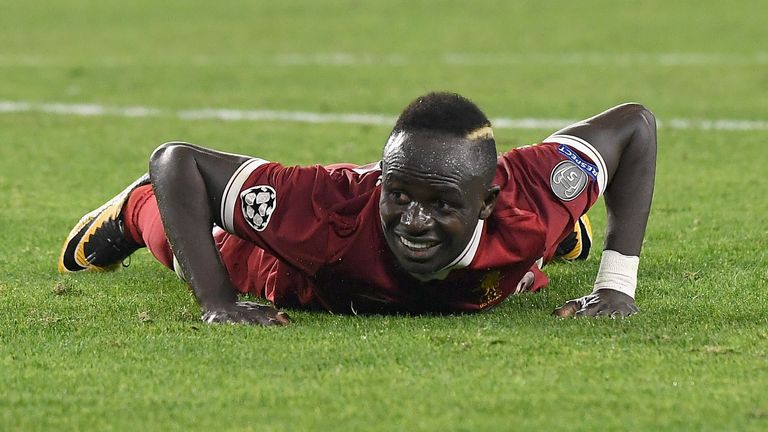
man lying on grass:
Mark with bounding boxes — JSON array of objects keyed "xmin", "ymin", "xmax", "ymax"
[{"xmin": 59, "ymin": 92, "xmax": 656, "ymax": 325}]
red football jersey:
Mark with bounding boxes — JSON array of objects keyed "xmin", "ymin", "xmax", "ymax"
[{"xmin": 215, "ymin": 135, "xmax": 605, "ymax": 313}]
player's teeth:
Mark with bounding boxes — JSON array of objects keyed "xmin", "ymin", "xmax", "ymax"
[{"xmin": 399, "ymin": 237, "xmax": 435, "ymax": 249}]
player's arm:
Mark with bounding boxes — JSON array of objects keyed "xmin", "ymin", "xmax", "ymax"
[
  {"xmin": 550, "ymin": 103, "xmax": 657, "ymax": 317},
  {"xmin": 149, "ymin": 142, "xmax": 289, "ymax": 326}
]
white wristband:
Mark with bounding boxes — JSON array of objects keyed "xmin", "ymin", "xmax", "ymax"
[{"xmin": 592, "ymin": 250, "xmax": 640, "ymax": 299}]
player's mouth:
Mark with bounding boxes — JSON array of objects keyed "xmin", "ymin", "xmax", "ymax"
[
  {"xmin": 399, "ymin": 236, "xmax": 439, "ymax": 250},
  {"xmin": 397, "ymin": 236, "xmax": 441, "ymax": 259}
]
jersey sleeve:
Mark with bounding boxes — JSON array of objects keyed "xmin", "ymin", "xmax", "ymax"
[
  {"xmin": 219, "ymin": 158, "xmax": 353, "ymax": 276},
  {"xmin": 544, "ymin": 134, "xmax": 608, "ymax": 195},
  {"xmin": 498, "ymin": 136, "xmax": 606, "ymax": 261}
]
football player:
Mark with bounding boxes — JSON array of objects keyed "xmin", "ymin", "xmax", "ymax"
[{"xmin": 59, "ymin": 92, "xmax": 656, "ymax": 325}]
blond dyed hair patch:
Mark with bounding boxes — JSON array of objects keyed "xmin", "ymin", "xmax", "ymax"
[{"xmin": 466, "ymin": 125, "xmax": 494, "ymax": 141}]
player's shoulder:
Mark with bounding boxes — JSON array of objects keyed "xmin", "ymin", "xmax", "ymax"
[
  {"xmin": 324, "ymin": 161, "xmax": 382, "ymax": 198},
  {"xmin": 493, "ymin": 141, "xmax": 584, "ymax": 213},
  {"xmin": 495, "ymin": 141, "xmax": 557, "ymax": 181}
]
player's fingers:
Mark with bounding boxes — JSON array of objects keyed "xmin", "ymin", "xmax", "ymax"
[
  {"xmin": 250, "ymin": 310, "xmax": 289, "ymax": 326},
  {"xmin": 264, "ymin": 316, "xmax": 290, "ymax": 326},
  {"xmin": 208, "ymin": 309, "xmax": 265, "ymax": 326},
  {"xmin": 240, "ymin": 313, "xmax": 273, "ymax": 326},
  {"xmin": 253, "ymin": 315, "xmax": 287, "ymax": 326},
  {"xmin": 598, "ymin": 303, "xmax": 638, "ymax": 318},
  {"xmin": 599, "ymin": 307, "xmax": 630, "ymax": 318},
  {"xmin": 273, "ymin": 311, "xmax": 291, "ymax": 324},
  {"xmin": 609, "ymin": 301, "xmax": 639, "ymax": 318},
  {"xmin": 575, "ymin": 301, "xmax": 603, "ymax": 317},
  {"xmin": 571, "ymin": 295, "xmax": 599, "ymax": 317},
  {"xmin": 616, "ymin": 306, "xmax": 639, "ymax": 318},
  {"xmin": 592, "ymin": 301, "xmax": 622, "ymax": 317},
  {"xmin": 553, "ymin": 300, "xmax": 580, "ymax": 317},
  {"xmin": 235, "ymin": 303, "xmax": 288, "ymax": 325},
  {"xmin": 255, "ymin": 307, "xmax": 290, "ymax": 325},
  {"xmin": 610, "ymin": 309, "xmax": 635, "ymax": 318},
  {"xmin": 255, "ymin": 305, "xmax": 290, "ymax": 324}
]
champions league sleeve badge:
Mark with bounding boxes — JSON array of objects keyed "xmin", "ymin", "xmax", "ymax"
[
  {"xmin": 240, "ymin": 185, "xmax": 277, "ymax": 231},
  {"xmin": 550, "ymin": 161, "xmax": 588, "ymax": 201}
]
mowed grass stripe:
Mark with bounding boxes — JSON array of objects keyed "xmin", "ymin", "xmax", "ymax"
[{"xmin": 2, "ymin": 52, "xmax": 768, "ymax": 67}]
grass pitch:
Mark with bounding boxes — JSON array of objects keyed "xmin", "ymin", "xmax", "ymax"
[{"xmin": 1, "ymin": 1, "xmax": 767, "ymax": 430}]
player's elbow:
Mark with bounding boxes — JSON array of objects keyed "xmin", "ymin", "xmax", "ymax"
[
  {"xmin": 149, "ymin": 141, "xmax": 196, "ymax": 178},
  {"xmin": 618, "ymin": 103, "xmax": 657, "ymax": 157},
  {"xmin": 618, "ymin": 102, "xmax": 657, "ymax": 136}
]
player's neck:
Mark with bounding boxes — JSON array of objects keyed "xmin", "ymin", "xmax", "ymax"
[{"xmin": 410, "ymin": 219, "xmax": 484, "ymax": 281}]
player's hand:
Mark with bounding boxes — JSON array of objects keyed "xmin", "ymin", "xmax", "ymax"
[
  {"xmin": 552, "ymin": 289, "xmax": 638, "ymax": 318},
  {"xmin": 201, "ymin": 301, "xmax": 291, "ymax": 326}
]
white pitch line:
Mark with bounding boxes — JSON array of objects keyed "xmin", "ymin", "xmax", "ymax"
[
  {"xmin": 178, "ymin": 108, "xmax": 396, "ymax": 126},
  {"xmin": 443, "ymin": 52, "xmax": 768, "ymax": 66},
  {"xmin": 491, "ymin": 117, "xmax": 577, "ymax": 130},
  {"xmin": 2, "ymin": 100, "xmax": 768, "ymax": 132},
  {"xmin": 0, "ymin": 101, "xmax": 161, "ymax": 117}
]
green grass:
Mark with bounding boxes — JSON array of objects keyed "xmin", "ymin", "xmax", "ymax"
[{"xmin": 2, "ymin": 0, "xmax": 768, "ymax": 430}]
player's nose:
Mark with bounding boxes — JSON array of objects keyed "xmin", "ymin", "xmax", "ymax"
[{"xmin": 400, "ymin": 203, "xmax": 432, "ymax": 233}]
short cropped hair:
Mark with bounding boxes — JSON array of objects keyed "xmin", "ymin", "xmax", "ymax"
[
  {"xmin": 394, "ymin": 92, "xmax": 494, "ymax": 140},
  {"xmin": 389, "ymin": 92, "xmax": 497, "ymax": 185}
]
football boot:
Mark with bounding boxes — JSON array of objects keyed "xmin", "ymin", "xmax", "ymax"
[{"xmin": 58, "ymin": 174, "xmax": 150, "ymax": 273}]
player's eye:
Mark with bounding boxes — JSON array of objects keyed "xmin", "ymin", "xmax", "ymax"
[
  {"xmin": 390, "ymin": 190, "xmax": 410, "ymax": 204},
  {"xmin": 435, "ymin": 198, "xmax": 462, "ymax": 212}
]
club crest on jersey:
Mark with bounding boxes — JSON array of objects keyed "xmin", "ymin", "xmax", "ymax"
[
  {"xmin": 240, "ymin": 185, "xmax": 276, "ymax": 231},
  {"xmin": 550, "ymin": 161, "xmax": 588, "ymax": 201},
  {"xmin": 475, "ymin": 270, "xmax": 503, "ymax": 308}
]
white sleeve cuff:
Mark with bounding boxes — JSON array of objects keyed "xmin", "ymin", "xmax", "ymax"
[{"xmin": 220, "ymin": 158, "xmax": 270, "ymax": 233}]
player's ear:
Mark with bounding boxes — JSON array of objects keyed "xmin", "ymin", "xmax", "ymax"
[{"xmin": 479, "ymin": 185, "xmax": 500, "ymax": 220}]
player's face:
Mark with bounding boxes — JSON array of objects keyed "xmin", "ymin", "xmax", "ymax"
[{"xmin": 379, "ymin": 132, "xmax": 498, "ymax": 275}]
